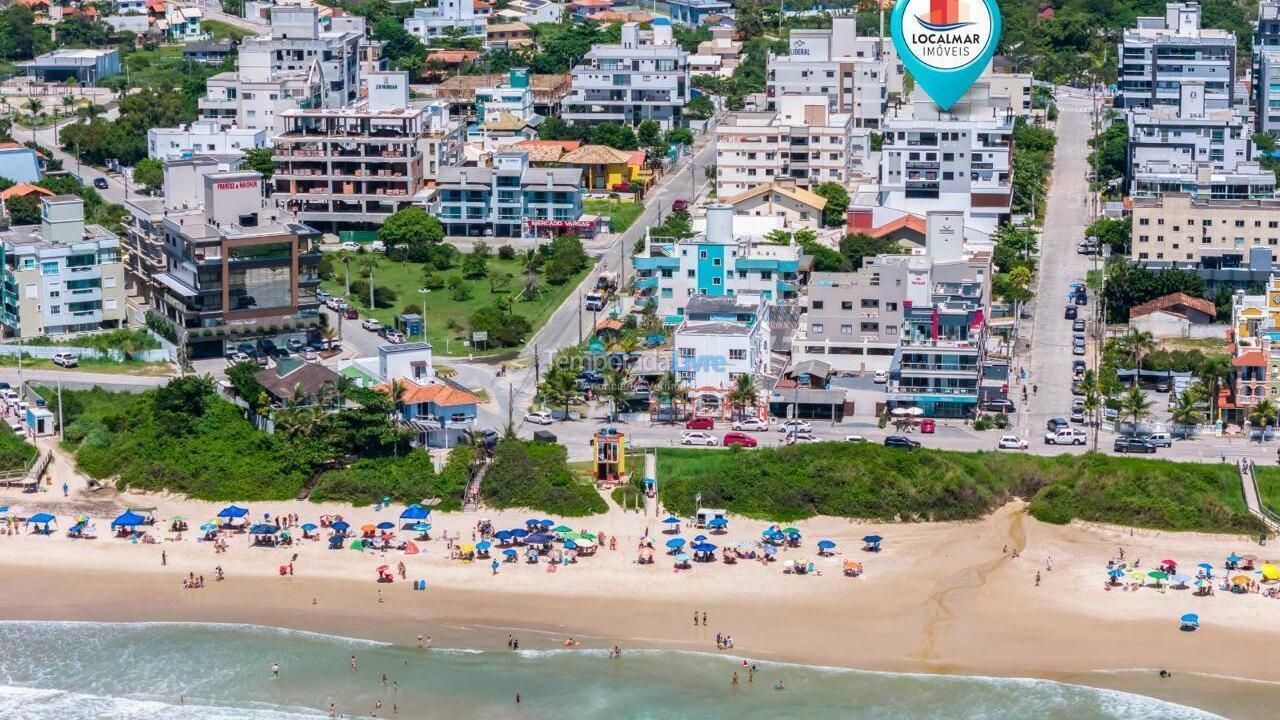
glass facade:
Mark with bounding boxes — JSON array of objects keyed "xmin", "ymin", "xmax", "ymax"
[{"xmin": 228, "ymin": 242, "xmax": 293, "ymax": 311}]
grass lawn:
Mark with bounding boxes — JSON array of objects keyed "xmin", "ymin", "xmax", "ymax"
[
  {"xmin": 204, "ymin": 20, "xmax": 253, "ymax": 40},
  {"xmin": 583, "ymin": 198, "xmax": 644, "ymax": 233},
  {"xmin": 119, "ymin": 45, "xmax": 218, "ymax": 90},
  {"xmin": 0, "ymin": 355, "xmax": 173, "ymax": 376},
  {"xmin": 1254, "ymin": 466, "xmax": 1280, "ymax": 518},
  {"xmin": 321, "ymin": 254, "xmax": 587, "ymax": 355}
]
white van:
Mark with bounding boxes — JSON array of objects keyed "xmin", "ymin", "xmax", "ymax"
[{"xmin": 1142, "ymin": 432, "xmax": 1172, "ymax": 448}]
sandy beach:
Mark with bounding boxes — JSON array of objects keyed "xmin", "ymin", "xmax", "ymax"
[{"xmin": 1, "ymin": 444, "xmax": 1279, "ymax": 718}]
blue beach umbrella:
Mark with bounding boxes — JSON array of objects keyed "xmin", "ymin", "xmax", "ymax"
[
  {"xmin": 110, "ymin": 511, "xmax": 146, "ymax": 529},
  {"xmin": 564, "ymin": 540, "xmax": 578, "ymax": 550},
  {"xmin": 399, "ymin": 504, "xmax": 430, "ymax": 520},
  {"xmin": 1180, "ymin": 613, "xmax": 1199, "ymax": 623},
  {"xmin": 249, "ymin": 523, "xmax": 279, "ymax": 535},
  {"xmin": 525, "ymin": 518, "xmax": 541, "ymax": 527},
  {"xmin": 663, "ymin": 516, "xmax": 680, "ymax": 525},
  {"xmin": 495, "ymin": 530, "xmax": 512, "ymax": 541},
  {"xmin": 817, "ymin": 540, "xmax": 836, "ymax": 550},
  {"xmin": 376, "ymin": 521, "xmax": 395, "ymax": 530},
  {"xmin": 763, "ymin": 545, "xmax": 777, "ymax": 557},
  {"xmin": 1107, "ymin": 568, "xmax": 1126, "ymax": 578},
  {"xmin": 332, "ymin": 521, "xmax": 350, "ymax": 532},
  {"xmin": 476, "ymin": 541, "xmax": 492, "ymax": 551},
  {"xmin": 666, "ymin": 537, "xmax": 686, "ymax": 549},
  {"xmin": 217, "ymin": 505, "xmax": 249, "ymax": 519},
  {"xmin": 412, "ymin": 522, "xmax": 431, "ymax": 533},
  {"xmin": 1227, "ymin": 554, "xmax": 1242, "ymax": 564},
  {"xmin": 200, "ymin": 523, "xmax": 217, "ymax": 532},
  {"xmin": 707, "ymin": 517, "xmax": 728, "ymax": 528},
  {"xmin": 539, "ymin": 519, "xmax": 555, "ymax": 528},
  {"xmin": 301, "ymin": 523, "xmax": 318, "ymax": 532},
  {"xmin": 510, "ymin": 528, "xmax": 528, "ymax": 539},
  {"xmin": 694, "ymin": 534, "xmax": 707, "ymax": 543},
  {"xmin": 695, "ymin": 543, "xmax": 717, "ymax": 552},
  {"xmin": 503, "ymin": 548, "xmax": 518, "ymax": 558}
]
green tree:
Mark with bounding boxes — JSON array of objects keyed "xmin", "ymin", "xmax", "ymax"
[
  {"xmin": 600, "ymin": 366, "xmax": 631, "ymax": 422},
  {"xmin": 838, "ymin": 233, "xmax": 901, "ymax": 271},
  {"xmin": 3, "ymin": 194, "xmax": 40, "ymax": 225},
  {"xmin": 727, "ymin": 373, "xmax": 758, "ymax": 420},
  {"xmin": 1118, "ymin": 386, "xmax": 1153, "ymax": 430},
  {"xmin": 1086, "ymin": 217, "xmax": 1131, "ymax": 255},
  {"xmin": 589, "ymin": 122, "xmax": 638, "ymax": 150},
  {"xmin": 242, "ymin": 147, "xmax": 276, "ymax": 180},
  {"xmin": 636, "ymin": 118, "xmax": 662, "ymax": 150},
  {"xmin": 544, "ymin": 234, "xmax": 588, "ymax": 285},
  {"xmin": 667, "ymin": 126, "xmax": 695, "ymax": 146},
  {"xmin": 462, "ymin": 244, "xmax": 490, "ymax": 279},
  {"xmin": 1170, "ymin": 390, "xmax": 1202, "ymax": 429},
  {"xmin": 539, "ymin": 364, "xmax": 579, "ymax": 421},
  {"xmin": 685, "ymin": 95, "xmax": 715, "ymax": 120},
  {"xmin": 1252, "ymin": 398, "xmax": 1279, "ymax": 429},
  {"xmin": 813, "ymin": 182, "xmax": 849, "ymax": 228},
  {"xmin": 380, "ymin": 207, "xmax": 444, "ymax": 252},
  {"xmin": 447, "ymin": 275, "xmax": 471, "ymax": 301},
  {"xmin": 133, "ymin": 157, "xmax": 164, "ymax": 191}
]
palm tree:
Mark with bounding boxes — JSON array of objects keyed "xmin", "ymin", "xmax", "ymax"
[
  {"xmin": 387, "ymin": 378, "xmax": 407, "ymax": 419},
  {"xmin": 321, "ymin": 324, "xmax": 341, "ymax": 346},
  {"xmin": 727, "ymin": 373, "xmax": 758, "ymax": 420},
  {"xmin": 23, "ymin": 97, "xmax": 40, "ymax": 142},
  {"xmin": 1116, "ymin": 328, "xmax": 1156, "ymax": 383},
  {"xmin": 1199, "ymin": 354, "xmax": 1232, "ymax": 424},
  {"xmin": 519, "ymin": 249, "xmax": 542, "ymax": 300},
  {"xmin": 600, "ymin": 367, "xmax": 630, "ymax": 422},
  {"xmin": 540, "ymin": 366, "xmax": 578, "ymax": 421},
  {"xmin": 1170, "ymin": 390, "xmax": 1202, "ymax": 431},
  {"xmin": 653, "ymin": 370, "xmax": 688, "ymax": 423},
  {"xmin": 1119, "ymin": 386, "xmax": 1153, "ymax": 430},
  {"xmin": 1251, "ymin": 398, "xmax": 1278, "ymax": 429}
]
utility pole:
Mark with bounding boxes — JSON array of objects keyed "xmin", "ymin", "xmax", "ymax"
[
  {"xmin": 368, "ymin": 265, "xmax": 375, "ymax": 309},
  {"xmin": 57, "ymin": 380, "xmax": 63, "ymax": 440},
  {"xmin": 507, "ymin": 383, "xmax": 514, "ymax": 431},
  {"xmin": 534, "ymin": 343, "xmax": 540, "ymax": 384},
  {"xmin": 577, "ymin": 289, "xmax": 583, "ymax": 344}
]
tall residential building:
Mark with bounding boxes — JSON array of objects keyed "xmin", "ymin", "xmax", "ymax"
[
  {"xmin": 405, "ymin": 0, "xmax": 487, "ymax": 43},
  {"xmin": 433, "ymin": 151, "xmax": 586, "ymax": 238},
  {"xmin": 241, "ymin": 6, "xmax": 361, "ymax": 110},
  {"xmin": 633, "ymin": 204, "xmax": 803, "ymax": 322},
  {"xmin": 877, "ymin": 82, "xmax": 1014, "ymax": 235},
  {"xmin": 150, "ymin": 169, "xmax": 322, "ymax": 359},
  {"xmin": 272, "ymin": 72, "xmax": 465, "ymax": 232},
  {"xmin": 1127, "ymin": 82, "xmax": 1265, "ymax": 198},
  {"xmin": 1258, "ymin": 48, "xmax": 1280, "ymax": 137},
  {"xmin": 765, "ymin": 17, "xmax": 888, "ymax": 127},
  {"xmin": 791, "ymin": 211, "xmax": 990, "ymax": 374},
  {"xmin": 1129, "ymin": 192, "xmax": 1280, "ymax": 283},
  {"xmin": 886, "ymin": 276, "xmax": 991, "ymax": 418},
  {"xmin": 714, "ymin": 94, "xmax": 866, "ymax": 197},
  {"xmin": 1117, "ymin": 2, "xmax": 1237, "ymax": 110},
  {"xmin": 562, "ymin": 20, "xmax": 690, "ymax": 129},
  {"xmin": 0, "ymin": 195, "xmax": 126, "ymax": 338}
]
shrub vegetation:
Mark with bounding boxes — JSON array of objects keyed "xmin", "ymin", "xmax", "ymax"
[{"xmin": 482, "ymin": 438, "xmax": 607, "ymax": 516}]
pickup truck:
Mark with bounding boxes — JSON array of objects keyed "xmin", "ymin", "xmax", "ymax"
[
  {"xmin": 1043, "ymin": 428, "xmax": 1087, "ymax": 445},
  {"xmin": 584, "ymin": 292, "xmax": 606, "ymax": 311}
]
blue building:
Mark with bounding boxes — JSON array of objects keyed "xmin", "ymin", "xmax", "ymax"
[
  {"xmin": 0, "ymin": 145, "xmax": 41, "ymax": 184},
  {"xmin": 633, "ymin": 204, "xmax": 804, "ymax": 324},
  {"xmin": 434, "ymin": 150, "xmax": 588, "ymax": 238},
  {"xmin": 19, "ymin": 49, "xmax": 121, "ymax": 85},
  {"xmin": 665, "ymin": 0, "xmax": 731, "ymax": 25}
]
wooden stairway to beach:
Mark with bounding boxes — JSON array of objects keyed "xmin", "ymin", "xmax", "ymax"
[
  {"xmin": 1238, "ymin": 460, "xmax": 1280, "ymax": 534},
  {"xmin": 461, "ymin": 457, "xmax": 490, "ymax": 513}
]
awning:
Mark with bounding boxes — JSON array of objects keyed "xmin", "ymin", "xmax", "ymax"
[
  {"xmin": 110, "ymin": 511, "xmax": 146, "ymax": 528},
  {"xmin": 400, "ymin": 504, "xmax": 431, "ymax": 520},
  {"xmin": 217, "ymin": 505, "xmax": 249, "ymax": 519}
]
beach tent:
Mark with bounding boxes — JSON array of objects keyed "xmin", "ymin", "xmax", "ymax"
[
  {"xmin": 110, "ymin": 511, "xmax": 147, "ymax": 529},
  {"xmin": 817, "ymin": 540, "xmax": 836, "ymax": 553},
  {"xmin": 249, "ymin": 524, "xmax": 280, "ymax": 535},
  {"xmin": 862, "ymin": 535, "xmax": 883, "ymax": 551},
  {"xmin": 26, "ymin": 513, "xmax": 55, "ymax": 532},
  {"xmin": 400, "ymin": 505, "xmax": 431, "ymax": 521},
  {"xmin": 1179, "ymin": 613, "xmax": 1199, "ymax": 631},
  {"xmin": 217, "ymin": 505, "xmax": 249, "ymax": 519}
]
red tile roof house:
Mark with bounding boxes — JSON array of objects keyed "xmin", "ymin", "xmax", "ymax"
[{"xmin": 1127, "ymin": 292, "xmax": 1218, "ymax": 338}]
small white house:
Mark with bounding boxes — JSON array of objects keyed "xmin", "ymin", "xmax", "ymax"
[{"xmin": 673, "ymin": 294, "xmax": 770, "ymax": 391}]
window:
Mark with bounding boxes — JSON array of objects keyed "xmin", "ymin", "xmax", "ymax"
[
  {"xmin": 104, "ymin": 298, "xmax": 117, "ymax": 310},
  {"xmin": 840, "ymin": 324, "xmax": 853, "ymax": 334},
  {"xmin": 49, "ymin": 305, "xmax": 60, "ymax": 314},
  {"xmin": 811, "ymin": 323, "xmax": 824, "ymax": 333},
  {"xmin": 861, "ymin": 322, "xmax": 879, "ymax": 332},
  {"xmin": 840, "ymin": 301, "xmax": 853, "ymax": 310},
  {"xmin": 678, "ymin": 348, "xmax": 695, "ymax": 358},
  {"xmin": 728, "ymin": 348, "xmax": 746, "ymax": 360},
  {"xmin": 861, "ymin": 299, "xmax": 879, "ymax": 309},
  {"xmin": 41, "ymin": 261, "xmax": 58, "ymax": 276},
  {"xmin": 687, "ymin": 270, "xmax": 695, "ymax": 278},
  {"xmin": 102, "ymin": 276, "xmax": 116, "ymax": 289},
  {"xmin": 886, "ymin": 302, "xmax": 898, "ymax": 311},
  {"xmin": 812, "ymin": 300, "xmax": 824, "ymax": 310},
  {"xmin": 24, "ymin": 284, "xmax": 36, "ymax": 299},
  {"xmin": 661, "ymin": 288, "xmax": 673, "ymax": 298},
  {"xmin": 699, "ymin": 250, "xmax": 708, "ymax": 259},
  {"xmin": 712, "ymin": 278, "xmax": 721, "ymax": 286}
]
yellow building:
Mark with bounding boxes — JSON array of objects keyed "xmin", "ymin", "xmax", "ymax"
[{"xmin": 558, "ymin": 145, "xmax": 648, "ymax": 191}]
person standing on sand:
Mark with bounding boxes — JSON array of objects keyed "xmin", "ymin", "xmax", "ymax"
[
  {"xmin": 1046, "ymin": 556, "xmax": 1053, "ymax": 572},
  {"xmin": 417, "ymin": 634, "xmax": 424, "ymax": 649},
  {"xmin": 702, "ymin": 611, "xmax": 707, "ymax": 626},
  {"xmin": 61, "ymin": 482, "xmax": 68, "ymax": 497},
  {"xmin": 693, "ymin": 611, "xmax": 698, "ymax": 626},
  {"xmin": 378, "ymin": 590, "xmax": 384, "ymax": 604},
  {"xmin": 162, "ymin": 550, "xmax": 166, "ymax": 566},
  {"xmin": 272, "ymin": 663, "xmax": 279, "ymax": 678},
  {"xmin": 1035, "ymin": 572, "xmax": 1041, "ymax": 587}
]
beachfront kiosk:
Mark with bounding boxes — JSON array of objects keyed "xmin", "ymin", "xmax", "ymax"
[{"xmin": 591, "ymin": 427, "xmax": 627, "ymax": 483}]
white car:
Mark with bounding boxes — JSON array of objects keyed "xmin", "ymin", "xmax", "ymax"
[
  {"xmin": 872, "ymin": 370, "xmax": 888, "ymax": 383},
  {"xmin": 301, "ymin": 348, "xmax": 319, "ymax": 362},
  {"xmin": 384, "ymin": 331, "xmax": 406, "ymax": 344},
  {"xmin": 340, "ymin": 241, "xmax": 359, "ymax": 251},
  {"xmin": 361, "ymin": 318, "xmax": 382, "ymax": 331},
  {"xmin": 845, "ymin": 434, "xmax": 867, "ymax": 443},
  {"xmin": 524, "ymin": 411, "xmax": 554, "ymax": 425},
  {"xmin": 1044, "ymin": 428, "xmax": 1087, "ymax": 445},
  {"xmin": 51, "ymin": 352, "xmax": 78, "ymax": 368},
  {"xmin": 784, "ymin": 432, "xmax": 819, "ymax": 445},
  {"xmin": 731, "ymin": 418, "xmax": 768, "ymax": 432},
  {"xmin": 998, "ymin": 435, "xmax": 1028, "ymax": 450},
  {"xmin": 777, "ymin": 419, "xmax": 813, "ymax": 434},
  {"xmin": 228, "ymin": 352, "xmax": 251, "ymax": 364},
  {"xmin": 680, "ymin": 431, "xmax": 718, "ymax": 446}
]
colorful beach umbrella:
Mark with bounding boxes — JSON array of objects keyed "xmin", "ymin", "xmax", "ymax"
[
  {"xmin": 510, "ymin": 528, "xmax": 528, "ymax": 538},
  {"xmin": 332, "ymin": 521, "xmax": 350, "ymax": 532},
  {"xmin": 503, "ymin": 548, "xmax": 518, "ymax": 557},
  {"xmin": 1227, "ymin": 554, "xmax": 1242, "ymax": 564},
  {"xmin": 476, "ymin": 541, "xmax": 492, "ymax": 551},
  {"xmin": 1230, "ymin": 574, "xmax": 1251, "ymax": 585},
  {"xmin": 707, "ymin": 517, "xmax": 728, "ymax": 528},
  {"xmin": 553, "ymin": 525, "xmax": 573, "ymax": 534},
  {"xmin": 1147, "ymin": 570, "xmax": 1168, "ymax": 580},
  {"xmin": 564, "ymin": 540, "xmax": 578, "ymax": 550},
  {"xmin": 200, "ymin": 523, "xmax": 217, "ymax": 532},
  {"xmin": 1194, "ymin": 578, "xmax": 1211, "ymax": 588},
  {"xmin": 494, "ymin": 530, "xmax": 512, "ymax": 540},
  {"xmin": 1262, "ymin": 564, "xmax": 1280, "ymax": 581},
  {"xmin": 1107, "ymin": 568, "xmax": 1126, "ymax": 578},
  {"xmin": 301, "ymin": 523, "xmax": 317, "ymax": 531},
  {"xmin": 862, "ymin": 535, "xmax": 883, "ymax": 544}
]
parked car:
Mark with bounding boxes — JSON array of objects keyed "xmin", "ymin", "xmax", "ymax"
[
  {"xmin": 93, "ymin": 177, "xmax": 110, "ymax": 190},
  {"xmin": 884, "ymin": 435, "xmax": 921, "ymax": 449},
  {"xmin": 301, "ymin": 348, "xmax": 319, "ymax": 362},
  {"xmin": 228, "ymin": 352, "xmax": 251, "ymax": 364},
  {"xmin": 316, "ymin": 290, "xmax": 331, "ymax": 302},
  {"xmin": 919, "ymin": 418, "xmax": 935, "ymax": 433},
  {"xmin": 1114, "ymin": 437, "xmax": 1157, "ymax": 454},
  {"xmin": 731, "ymin": 418, "xmax": 768, "ymax": 432},
  {"xmin": 524, "ymin": 410, "xmax": 554, "ymax": 425},
  {"xmin": 1072, "ymin": 359, "xmax": 1087, "ymax": 375},
  {"xmin": 340, "ymin": 241, "xmax": 359, "ymax": 251},
  {"xmin": 1044, "ymin": 428, "xmax": 1087, "ymax": 445},
  {"xmin": 671, "ymin": 198, "xmax": 689, "ymax": 212},
  {"xmin": 1046, "ymin": 417, "xmax": 1069, "ymax": 432},
  {"xmin": 1077, "ymin": 240, "xmax": 1098, "ymax": 254},
  {"xmin": 1070, "ymin": 407, "xmax": 1086, "ymax": 423},
  {"xmin": 680, "ymin": 431, "xmax": 718, "ymax": 446},
  {"xmin": 998, "ymin": 435, "xmax": 1028, "ymax": 450},
  {"xmin": 384, "ymin": 331, "xmax": 406, "ymax": 344},
  {"xmin": 286, "ymin": 338, "xmax": 304, "ymax": 352},
  {"xmin": 1155, "ymin": 379, "xmax": 1170, "ymax": 392},
  {"xmin": 343, "ymin": 308, "xmax": 358, "ymax": 320},
  {"xmin": 872, "ymin": 370, "xmax": 888, "ymax": 383},
  {"xmin": 362, "ymin": 318, "xmax": 382, "ymax": 331},
  {"xmin": 777, "ymin": 419, "xmax": 813, "ymax": 434},
  {"xmin": 1064, "ymin": 305, "xmax": 1077, "ymax": 320},
  {"xmin": 784, "ymin": 432, "xmax": 819, "ymax": 445},
  {"xmin": 722, "ymin": 431, "xmax": 758, "ymax": 448},
  {"xmin": 52, "ymin": 352, "xmax": 78, "ymax": 368},
  {"xmin": 685, "ymin": 416, "xmax": 715, "ymax": 430},
  {"xmin": 844, "ymin": 434, "xmax": 867, "ymax": 443},
  {"xmin": 983, "ymin": 398, "xmax": 1016, "ymax": 413},
  {"xmin": 1072, "ymin": 318, "xmax": 1086, "ymax": 333},
  {"xmin": 1141, "ymin": 432, "xmax": 1173, "ymax": 448}
]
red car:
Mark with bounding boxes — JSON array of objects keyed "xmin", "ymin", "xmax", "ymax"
[
  {"xmin": 920, "ymin": 418, "xmax": 936, "ymax": 434},
  {"xmin": 722, "ymin": 432, "xmax": 757, "ymax": 448},
  {"xmin": 685, "ymin": 416, "xmax": 714, "ymax": 430},
  {"xmin": 343, "ymin": 308, "xmax": 358, "ymax": 320}
]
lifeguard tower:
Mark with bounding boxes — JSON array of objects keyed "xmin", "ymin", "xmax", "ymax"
[{"xmin": 591, "ymin": 427, "xmax": 628, "ymax": 483}]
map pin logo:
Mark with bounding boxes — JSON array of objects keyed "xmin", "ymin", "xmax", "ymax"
[{"xmin": 891, "ymin": 0, "xmax": 1002, "ymax": 111}]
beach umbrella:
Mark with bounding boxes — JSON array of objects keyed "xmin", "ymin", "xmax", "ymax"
[
  {"xmin": 510, "ymin": 528, "xmax": 528, "ymax": 539},
  {"xmin": 332, "ymin": 521, "xmax": 350, "ymax": 532},
  {"xmin": 575, "ymin": 538, "xmax": 596, "ymax": 548},
  {"xmin": 526, "ymin": 533, "xmax": 554, "ymax": 545},
  {"xmin": 503, "ymin": 548, "xmax": 518, "ymax": 558},
  {"xmin": 891, "ymin": 407, "xmax": 909, "ymax": 416},
  {"xmin": 696, "ymin": 542, "xmax": 717, "ymax": 552},
  {"xmin": 1107, "ymin": 568, "xmax": 1126, "ymax": 579},
  {"xmin": 411, "ymin": 522, "xmax": 431, "ymax": 532},
  {"xmin": 405, "ymin": 542, "xmax": 419, "ymax": 555},
  {"xmin": 693, "ymin": 534, "xmax": 707, "ymax": 543},
  {"xmin": 1147, "ymin": 570, "xmax": 1168, "ymax": 580},
  {"xmin": 553, "ymin": 525, "xmax": 573, "ymax": 534},
  {"xmin": 562, "ymin": 532, "xmax": 583, "ymax": 541},
  {"xmin": 1161, "ymin": 559, "xmax": 1177, "ymax": 567},
  {"xmin": 1194, "ymin": 578, "xmax": 1211, "ymax": 588},
  {"xmin": 1197, "ymin": 562, "xmax": 1213, "ymax": 572},
  {"xmin": 564, "ymin": 540, "xmax": 578, "ymax": 550},
  {"xmin": 1263, "ymin": 564, "xmax": 1280, "ymax": 581},
  {"xmin": 666, "ymin": 538, "xmax": 686, "ymax": 549},
  {"xmin": 249, "ymin": 523, "xmax": 279, "ymax": 535},
  {"xmin": 200, "ymin": 523, "xmax": 217, "ymax": 532},
  {"xmin": 494, "ymin": 530, "xmax": 512, "ymax": 541},
  {"xmin": 1230, "ymin": 574, "xmax": 1251, "ymax": 585},
  {"xmin": 361, "ymin": 524, "xmax": 376, "ymax": 533},
  {"xmin": 111, "ymin": 511, "xmax": 147, "ymax": 529},
  {"xmin": 525, "ymin": 518, "xmax": 541, "ymax": 527},
  {"xmin": 782, "ymin": 527, "xmax": 800, "ymax": 536},
  {"xmin": 862, "ymin": 535, "xmax": 883, "ymax": 544},
  {"xmin": 217, "ymin": 505, "xmax": 249, "ymax": 519},
  {"xmin": 1227, "ymin": 553, "xmax": 1242, "ymax": 564},
  {"xmin": 301, "ymin": 523, "xmax": 318, "ymax": 532},
  {"xmin": 399, "ymin": 504, "xmax": 430, "ymax": 520},
  {"xmin": 1129, "ymin": 571, "xmax": 1145, "ymax": 584},
  {"xmin": 817, "ymin": 540, "xmax": 836, "ymax": 550},
  {"xmin": 1180, "ymin": 613, "xmax": 1199, "ymax": 628},
  {"xmin": 168, "ymin": 515, "xmax": 184, "ymax": 522},
  {"xmin": 707, "ymin": 517, "xmax": 728, "ymax": 528},
  {"xmin": 350, "ymin": 540, "xmax": 363, "ymax": 550},
  {"xmin": 662, "ymin": 516, "xmax": 680, "ymax": 525},
  {"xmin": 539, "ymin": 520, "xmax": 555, "ymax": 528},
  {"xmin": 376, "ymin": 521, "xmax": 395, "ymax": 530},
  {"xmin": 476, "ymin": 541, "xmax": 492, "ymax": 551}
]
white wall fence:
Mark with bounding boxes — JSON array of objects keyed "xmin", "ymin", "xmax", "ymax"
[{"xmin": 0, "ymin": 329, "xmax": 176, "ymax": 364}]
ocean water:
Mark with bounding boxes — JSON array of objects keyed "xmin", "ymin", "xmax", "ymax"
[{"xmin": 0, "ymin": 621, "xmax": 1224, "ymax": 720}]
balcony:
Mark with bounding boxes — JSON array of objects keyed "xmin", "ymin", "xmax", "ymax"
[{"xmin": 635, "ymin": 276, "xmax": 658, "ymax": 289}]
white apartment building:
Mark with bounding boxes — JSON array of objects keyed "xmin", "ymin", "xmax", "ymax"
[
  {"xmin": 715, "ymin": 94, "xmax": 865, "ymax": 197},
  {"xmin": 242, "ymin": 6, "xmax": 361, "ymax": 109},
  {"xmin": 1118, "ymin": 2, "xmax": 1237, "ymax": 110},
  {"xmin": 986, "ymin": 71, "xmax": 1034, "ymax": 116},
  {"xmin": 765, "ymin": 17, "xmax": 888, "ymax": 127},
  {"xmin": 272, "ymin": 72, "xmax": 465, "ymax": 231},
  {"xmin": 877, "ymin": 82, "xmax": 1014, "ymax": 235},
  {"xmin": 199, "ymin": 64, "xmax": 323, "ymax": 135},
  {"xmin": 495, "ymin": 0, "xmax": 563, "ymax": 24},
  {"xmin": 1127, "ymin": 82, "xmax": 1265, "ymax": 198},
  {"xmin": 673, "ymin": 294, "xmax": 771, "ymax": 390},
  {"xmin": 147, "ymin": 120, "xmax": 269, "ymax": 161},
  {"xmin": 562, "ymin": 20, "xmax": 690, "ymax": 129},
  {"xmin": 405, "ymin": 0, "xmax": 487, "ymax": 43},
  {"xmin": 1258, "ymin": 48, "xmax": 1280, "ymax": 137},
  {"xmin": 0, "ymin": 195, "xmax": 127, "ymax": 338}
]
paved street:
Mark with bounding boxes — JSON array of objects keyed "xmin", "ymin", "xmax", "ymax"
[{"xmin": 1017, "ymin": 87, "xmax": 1098, "ymax": 442}]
